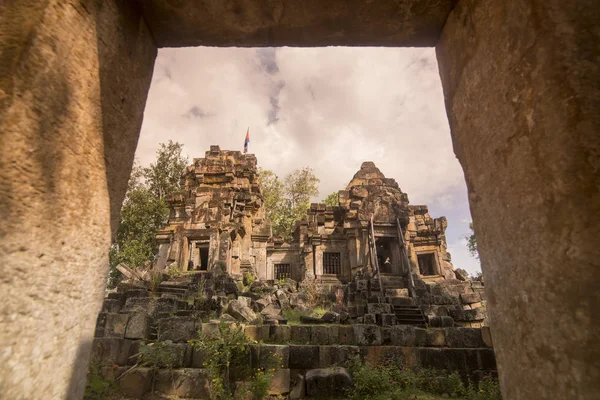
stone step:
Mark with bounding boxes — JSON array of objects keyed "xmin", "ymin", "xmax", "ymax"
[
  {"xmin": 388, "ymin": 297, "xmax": 415, "ymax": 306},
  {"xmin": 156, "ymin": 286, "xmax": 188, "ymax": 297},
  {"xmin": 385, "ymin": 288, "xmax": 409, "ymax": 297}
]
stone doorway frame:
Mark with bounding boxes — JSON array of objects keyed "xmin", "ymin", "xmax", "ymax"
[{"xmin": 0, "ymin": 1, "xmax": 597, "ymax": 399}]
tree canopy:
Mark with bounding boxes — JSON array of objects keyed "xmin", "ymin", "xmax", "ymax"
[
  {"xmin": 466, "ymin": 222, "xmax": 479, "ymax": 260},
  {"xmin": 107, "ymin": 141, "xmax": 187, "ymax": 288},
  {"xmin": 259, "ymin": 167, "xmax": 319, "ymax": 240},
  {"xmin": 322, "ymin": 191, "xmax": 340, "ymax": 207}
]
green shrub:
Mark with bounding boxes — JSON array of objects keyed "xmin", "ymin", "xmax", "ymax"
[
  {"xmin": 190, "ymin": 323, "xmax": 255, "ymax": 399},
  {"xmin": 464, "ymin": 376, "xmax": 502, "ymax": 400},
  {"xmin": 83, "ymin": 364, "xmax": 117, "ymax": 400},
  {"xmin": 137, "ymin": 340, "xmax": 183, "ymax": 370}
]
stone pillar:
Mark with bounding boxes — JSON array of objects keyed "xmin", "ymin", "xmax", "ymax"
[
  {"xmin": 0, "ymin": 1, "xmax": 156, "ymax": 399},
  {"xmin": 436, "ymin": 1, "xmax": 599, "ymax": 398}
]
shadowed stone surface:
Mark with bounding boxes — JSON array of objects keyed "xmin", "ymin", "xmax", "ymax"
[
  {"xmin": 0, "ymin": 1, "xmax": 156, "ymax": 398},
  {"xmin": 139, "ymin": 0, "xmax": 456, "ymax": 48},
  {"xmin": 436, "ymin": 0, "xmax": 600, "ymax": 398}
]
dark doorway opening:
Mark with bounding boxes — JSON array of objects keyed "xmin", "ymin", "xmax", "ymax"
[
  {"xmin": 199, "ymin": 245, "xmax": 209, "ymax": 270},
  {"xmin": 375, "ymin": 237, "xmax": 394, "ymax": 274},
  {"xmin": 417, "ymin": 253, "xmax": 436, "ymax": 276}
]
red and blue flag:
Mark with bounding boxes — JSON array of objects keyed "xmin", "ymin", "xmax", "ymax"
[{"xmin": 243, "ymin": 128, "xmax": 250, "ymax": 153}]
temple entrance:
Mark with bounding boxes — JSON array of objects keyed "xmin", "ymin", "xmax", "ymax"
[
  {"xmin": 198, "ymin": 244, "xmax": 209, "ymax": 270},
  {"xmin": 375, "ymin": 237, "xmax": 398, "ymax": 274}
]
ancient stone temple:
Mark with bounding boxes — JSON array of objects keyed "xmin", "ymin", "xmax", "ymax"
[
  {"xmin": 155, "ymin": 146, "xmax": 456, "ymax": 289},
  {"xmin": 154, "ymin": 145, "xmax": 271, "ymax": 277}
]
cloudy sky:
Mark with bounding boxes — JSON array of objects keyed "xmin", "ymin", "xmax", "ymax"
[{"xmin": 136, "ymin": 46, "xmax": 481, "ymax": 274}]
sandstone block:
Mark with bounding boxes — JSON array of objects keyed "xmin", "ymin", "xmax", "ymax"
[
  {"xmin": 305, "ymin": 367, "xmax": 353, "ymax": 398},
  {"xmin": 380, "ymin": 313, "xmax": 396, "ymax": 326},
  {"xmin": 481, "ymin": 326, "xmax": 493, "ymax": 348},
  {"xmin": 271, "ymin": 325, "xmax": 291, "ymax": 343},
  {"xmin": 338, "ymin": 325, "xmax": 355, "ymax": 345},
  {"xmin": 356, "ymin": 280, "xmax": 368, "ymax": 291},
  {"xmin": 363, "ymin": 314, "xmax": 376, "ymax": 324},
  {"xmin": 268, "ymin": 368, "xmax": 291, "ymax": 395},
  {"xmin": 124, "ymin": 313, "xmax": 151, "ymax": 340},
  {"xmin": 244, "ymin": 325, "xmax": 260, "ymax": 342},
  {"xmin": 426, "ymin": 328, "xmax": 446, "ymax": 347},
  {"xmin": 228, "ymin": 299, "xmax": 258, "ymax": 322},
  {"xmin": 291, "ymin": 325, "xmax": 311, "ymax": 344},
  {"xmin": 202, "ymin": 322, "xmax": 220, "ymax": 339},
  {"xmin": 289, "ymin": 345, "xmax": 319, "ymax": 369},
  {"xmin": 121, "ymin": 297, "xmax": 158, "ymax": 316},
  {"xmin": 154, "ymin": 368, "xmax": 211, "ymax": 398},
  {"xmin": 367, "ymin": 303, "xmax": 391, "ymax": 314},
  {"xmin": 105, "ymin": 313, "xmax": 130, "ymax": 338},
  {"xmin": 260, "ymin": 344, "xmax": 289, "ymax": 369},
  {"xmin": 101, "ymin": 299, "xmax": 122, "ymax": 313},
  {"xmin": 289, "ymin": 374, "xmax": 306, "ymax": 400},
  {"xmin": 390, "ymin": 325, "xmax": 415, "ymax": 346},
  {"xmin": 116, "ymin": 366, "xmax": 152, "ymax": 398},
  {"xmin": 311, "ymin": 326, "xmax": 330, "ymax": 345},
  {"xmin": 353, "ymin": 324, "xmax": 382, "ymax": 346},
  {"xmin": 460, "ymin": 293, "xmax": 481, "ymax": 304},
  {"xmin": 91, "ymin": 338, "xmax": 136, "ymax": 366},
  {"xmin": 446, "ymin": 327, "xmax": 485, "ymax": 348},
  {"xmin": 158, "ymin": 317, "xmax": 199, "ymax": 342}
]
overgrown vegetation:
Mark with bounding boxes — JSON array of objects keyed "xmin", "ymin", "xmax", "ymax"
[
  {"xmin": 344, "ymin": 356, "xmax": 502, "ymax": 400},
  {"xmin": 190, "ymin": 323, "xmax": 280, "ymax": 399},
  {"xmin": 83, "ymin": 363, "xmax": 118, "ymax": 400},
  {"xmin": 282, "ymin": 305, "xmax": 328, "ymax": 325},
  {"xmin": 259, "ymin": 167, "xmax": 319, "ymax": 240},
  {"xmin": 108, "ymin": 140, "xmax": 188, "ymax": 289}
]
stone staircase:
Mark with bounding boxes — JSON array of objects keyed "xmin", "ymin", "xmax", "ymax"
[{"xmin": 392, "ymin": 304, "xmax": 428, "ymax": 327}]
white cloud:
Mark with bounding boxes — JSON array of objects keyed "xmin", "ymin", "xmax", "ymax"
[{"xmin": 136, "ymin": 46, "xmax": 477, "ymax": 271}]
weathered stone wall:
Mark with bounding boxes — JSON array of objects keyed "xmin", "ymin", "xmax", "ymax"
[
  {"xmin": 137, "ymin": 0, "xmax": 456, "ymax": 47},
  {"xmin": 0, "ymin": 1, "xmax": 156, "ymax": 398},
  {"xmin": 436, "ymin": 0, "xmax": 600, "ymax": 398}
]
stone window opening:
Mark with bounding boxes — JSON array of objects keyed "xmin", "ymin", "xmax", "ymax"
[
  {"xmin": 275, "ymin": 263, "xmax": 291, "ymax": 280},
  {"xmin": 323, "ymin": 252, "xmax": 342, "ymax": 275},
  {"xmin": 417, "ymin": 253, "xmax": 437, "ymax": 276}
]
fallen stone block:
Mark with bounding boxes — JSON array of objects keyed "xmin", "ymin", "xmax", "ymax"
[
  {"xmin": 229, "ymin": 299, "xmax": 258, "ymax": 322},
  {"xmin": 289, "ymin": 374, "xmax": 306, "ymax": 400},
  {"xmin": 268, "ymin": 368, "xmax": 291, "ymax": 395},
  {"xmin": 321, "ymin": 311, "xmax": 340, "ymax": 323},
  {"xmin": 460, "ymin": 293, "xmax": 481, "ymax": 304},
  {"xmin": 305, "ymin": 367, "xmax": 353, "ymax": 398}
]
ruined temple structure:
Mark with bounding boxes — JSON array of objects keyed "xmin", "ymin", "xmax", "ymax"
[{"xmin": 156, "ymin": 146, "xmax": 457, "ymax": 289}]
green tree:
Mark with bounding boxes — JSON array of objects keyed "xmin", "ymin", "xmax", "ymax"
[
  {"xmin": 466, "ymin": 222, "xmax": 479, "ymax": 260},
  {"xmin": 144, "ymin": 140, "xmax": 188, "ymax": 200},
  {"xmin": 107, "ymin": 141, "xmax": 187, "ymax": 289},
  {"xmin": 260, "ymin": 167, "xmax": 319, "ymax": 240},
  {"xmin": 322, "ymin": 191, "xmax": 339, "ymax": 206}
]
